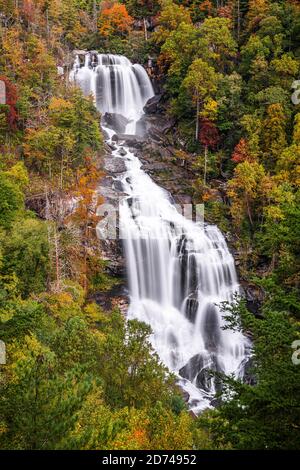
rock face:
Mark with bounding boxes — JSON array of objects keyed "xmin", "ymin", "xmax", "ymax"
[
  {"xmin": 25, "ymin": 190, "xmax": 78, "ymax": 223},
  {"xmin": 179, "ymin": 353, "xmax": 223, "ymax": 394},
  {"xmin": 143, "ymin": 94, "xmax": 163, "ymax": 114},
  {"xmin": 116, "ymin": 111, "xmax": 197, "ymax": 207},
  {"xmin": 115, "ymin": 134, "xmax": 144, "ymax": 148},
  {"xmin": 136, "ymin": 114, "xmax": 176, "ymax": 138},
  {"xmin": 138, "ymin": 145, "xmax": 194, "ymax": 204},
  {"xmin": 103, "ymin": 113, "xmax": 130, "ymax": 134},
  {"xmin": 184, "ymin": 294, "xmax": 199, "ymax": 323},
  {"xmin": 93, "ymin": 284, "xmax": 129, "ymax": 315},
  {"xmin": 73, "ymin": 49, "xmax": 87, "ymax": 56},
  {"xmin": 202, "ymin": 304, "xmax": 221, "ymax": 352},
  {"xmin": 96, "ymin": 146, "xmax": 128, "ymax": 312},
  {"xmin": 104, "ymin": 156, "xmax": 127, "ymax": 175}
]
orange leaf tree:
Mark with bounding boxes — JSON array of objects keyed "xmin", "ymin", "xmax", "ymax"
[{"xmin": 98, "ymin": 2, "xmax": 133, "ymax": 37}]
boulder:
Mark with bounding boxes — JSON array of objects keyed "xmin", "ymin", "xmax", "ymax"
[
  {"xmin": 135, "ymin": 113, "xmax": 176, "ymax": 140},
  {"xmin": 143, "ymin": 94, "xmax": 163, "ymax": 114},
  {"xmin": 103, "ymin": 113, "xmax": 130, "ymax": 134},
  {"xmin": 72, "ymin": 49, "xmax": 87, "ymax": 56},
  {"xmin": 179, "ymin": 353, "xmax": 223, "ymax": 394},
  {"xmin": 141, "ymin": 162, "xmax": 167, "ymax": 172},
  {"xmin": 107, "ymin": 142, "xmax": 117, "ymax": 151},
  {"xmin": 113, "ymin": 180, "xmax": 124, "ymax": 193},
  {"xmin": 104, "ymin": 157, "xmax": 127, "ymax": 175},
  {"xmin": 118, "ymin": 147, "xmax": 127, "ymax": 156},
  {"xmin": 179, "ymin": 354, "xmax": 205, "ymax": 383},
  {"xmin": 117, "ymin": 135, "xmax": 144, "ymax": 149}
]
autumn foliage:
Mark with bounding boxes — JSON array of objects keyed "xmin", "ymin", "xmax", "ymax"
[
  {"xmin": 199, "ymin": 118, "xmax": 219, "ymax": 149},
  {"xmin": 231, "ymin": 138, "xmax": 251, "ymax": 163},
  {"xmin": 98, "ymin": 3, "xmax": 133, "ymax": 37},
  {"xmin": 0, "ymin": 76, "xmax": 18, "ymax": 129}
]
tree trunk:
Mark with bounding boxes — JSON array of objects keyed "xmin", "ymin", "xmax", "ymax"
[
  {"xmin": 195, "ymin": 94, "xmax": 200, "ymax": 141},
  {"xmin": 246, "ymin": 196, "xmax": 253, "ymax": 226},
  {"xmin": 83, "ymin": 224, "xmax": 88, "ymax": 292},
  {"xmin": 143, "ymin": 18, "xmax": 148, "ymax": 41},
  {"xmin": 204, "ymin": 145, "xmax": 208, "ymax": 185},
  {"xmin": 54, "ymin": 228, "xmax": 61, "ymax": 292},
  {"xmin": 93, "ymin": 0, "xmax": 98, "ymax": 33},
  {"xmin": 46, "ymin": 9, "xmax": 50, "ymax": 42},
  {"xmin": 60, "ymin": 153, "xmax": 64, "ymax": 189},
  {"xmin": 237, "ymin": 0, "xmax": 241, "ymax": 42}
]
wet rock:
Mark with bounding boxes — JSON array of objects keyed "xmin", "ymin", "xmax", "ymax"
[
  {"xmin": 103, "ymin": 113, "xmax": 130, "ymax": 134},
  {"xmin": 107, "ymin": 142, "xmax": 117, "ymax": 151},
  {"xmin": 185, "ymin": 294, "xmax": 199, "ymax": 323},
  {"xmin": 126, "ymin": 197, "xmax": 133, "ymax": 208},
  {"xmin": 102, "ymin": 128, "xmax": 112, "ymax": 140},
  {"xmin": 180, "ymin": 389, "xmax": 190, "ymax": 404},
  {"xmin": 113, "ymin": 180, "xmax": 124, "ymax": 192},
  {"xmin": 144, "ymin": 94, "xmax": 163, "ymax": 114},
  {"xmin": 104, "ymin": 157, "xmax": 127, "ymax": 175},
  {"xmin": 188, "ymin": 410, "xmax": 198, "ymax": 419},
  {"xmin": 179, "ymin": 354, "xmax": 205, "ymax": 383},
  {"xmin": 119, "ymin": 135, "xmax": 144, "ymax": 149},
  {"xmin": 179, "ymin": 353, "xmax": 223, "ymax": 394},
  {"xmin": 136, "ymin": 114, "xmax": 175, "ymax": 138},
  {"xmin": 202, "ymin": 304, "xmax": 221, "ymax": 352},
  {"xmin": 210, "ymin": 396, "xmax": 223, "ymax": 408},
  {"xmin": 119, "ymin": 147, "xmax": 127, "ymax": 156},
  {"xmin": 97, "ymin": 182, "xmax": 124, "ymax": 207},
  {"xmin": 184, "ymin": 253, "xmax": 198, "ymax": 295},
  {"xmin": 195, "ymin": 356, "xmax": 223, "ymax": 394},
  {"xmin": 168, "ymin": 332, "xmax": 179, "ymax": 348}
]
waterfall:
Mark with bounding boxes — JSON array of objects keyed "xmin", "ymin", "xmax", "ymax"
[
  {"xmin": 71, "ymin": 53, "xmax": 251, "ymax": 413},
  {"xmin": 70, "ymin": 53, "xmax": 154, "ymax": 134}
]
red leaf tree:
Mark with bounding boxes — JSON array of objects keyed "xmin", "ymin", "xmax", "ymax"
[
  {"xmin": 231, "ymin": 138, "xmax": 251, "ymax": 163},
  {"xmin": 199, "ymin": 118, "xmax": 219, "ymax": 184},
  {"xmin": 0, "ymin": 76, "xmax": 18, "ymax": 130},
  {"xmin": 199, "ymin": 118, "xmax": 219, "ymax": 149}
]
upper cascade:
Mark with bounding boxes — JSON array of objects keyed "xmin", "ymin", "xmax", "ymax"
[{"xmin": 70, "ymin": 52, "xmax": 154, "ymax": 134}]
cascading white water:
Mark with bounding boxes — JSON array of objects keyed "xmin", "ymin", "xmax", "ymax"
[
  {"xmin": 70, "ymin": 53, "xmax": 154, "ymax": 134},
  {"xmin": 71, "ymin": 53, "xmax": 250, "ymax": 413}
]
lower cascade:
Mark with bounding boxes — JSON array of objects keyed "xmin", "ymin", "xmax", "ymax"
[{"xmin": 71, "ymin": 53, "xmax": 251, "ymax": 413}]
